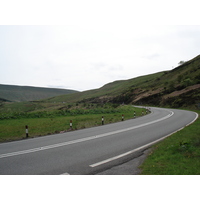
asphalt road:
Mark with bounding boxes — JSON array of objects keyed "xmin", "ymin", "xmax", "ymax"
[{"xmin": 0, "ymin": 107, "xmax": 198, "ymax": 175}]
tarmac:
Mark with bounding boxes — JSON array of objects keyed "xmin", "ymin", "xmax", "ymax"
[{"xmin": 96, "ymin": 148, "xmax": 151, "ymax": 175}]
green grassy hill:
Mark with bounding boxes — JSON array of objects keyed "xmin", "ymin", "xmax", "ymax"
[
  {"xmin": 0, "ymin": 84, "xmax": 79, "ymax": 102},
  {"xmin": 1, "ymin": 54, "xmax": 199, "ymax": 114},
  {"xmin": 46, "ymin": 54, "xmax": 200, "ymax": 109},
  {"xmin": 46, "ymin": 71, "xmax": 164, "ymax": 104}
]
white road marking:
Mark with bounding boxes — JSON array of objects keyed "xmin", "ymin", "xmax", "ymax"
[
  {"xmin": 60, "ymin": 172, "xmax": 70, "ymax": 175},
  {"xmin": 90, "ymin": 112, "xmax": 199, "ymax": 168},
  {"xmin": 0, "ymin": 111, "xmax": 174, "ymax": 159},
  {"xmin": 90, "ymin": 131, "xmax": 179, "ymax": 168},
  {"xmin": 186, "ymin": 112, "xmax": 199, "ymax": 126}
]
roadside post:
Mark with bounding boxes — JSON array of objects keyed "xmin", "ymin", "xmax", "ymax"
[
  {"xmin": 102, "ymin": 116, "xmax": 104, "ymax": 125},
  {"xmin": 70, "ymin": 120, "xmax": 72, "ymax": 130},
  {"xmin": 134, "ymin": 111, "xmax": 136, "ymax": 118},
  {"xmin": 25, "ymin": 125, "xmax": 28, "ymax": 138},
  {"xmin": 122, "ymin": 114, "xmax": 124, "ymax": 121}
]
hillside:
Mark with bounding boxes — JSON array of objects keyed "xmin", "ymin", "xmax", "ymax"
[
  {"xmin": 0, "ymin": 54, "xmax": 199, "ymax": 113},
  {"xmin": 0, "ymin": 84, "xmax": 78, "ymax": 102},
  {"xmin": 46, "ymin": 72, "xmax": 164, "ymax": 104},
  {"xmin": 47, "ymin": 54, "xmax": 200, "ymax": 109}
]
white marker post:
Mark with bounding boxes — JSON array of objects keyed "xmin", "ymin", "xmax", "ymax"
[
  {"xmin": 25, "ymin": 125, "xmax": 28, "ymax": 138},
  {"xmin": 102, "ymin": 116, "xmax": 104, "ymax": 125},
  {"xmin": 122, "ymin": 114, "xmax": 124, "ymax": 121},
  {"xmin": 70, "ymin": 120, "xmax": 72, "ymax": 130}
]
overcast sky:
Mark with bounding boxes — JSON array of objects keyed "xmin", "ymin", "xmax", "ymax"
[{"xmin": 0, "ymin": 1, "xmax": 200, "ymax": 91}]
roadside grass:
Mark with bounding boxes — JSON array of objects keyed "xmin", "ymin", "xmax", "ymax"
[
  {"xmin": 0, "ymin": 105, "xmax": 146, "ymax": 142},
  {"xmin": 140, "ymin": 110, "xmax": 200, "ymax": 175}
]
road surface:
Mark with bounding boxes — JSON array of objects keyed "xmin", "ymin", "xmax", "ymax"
[{"xmin": 0, "ymin": 107, "xmax": 198, "ymax": 175}]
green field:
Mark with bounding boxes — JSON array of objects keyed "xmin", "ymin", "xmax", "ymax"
[
  {"xmin": 0, "ymin": 105, "xmax": 146, "ymax": 142},
  {"xmin": 140, "ymin": 110, "xmax": 200, "ymax": 175}
]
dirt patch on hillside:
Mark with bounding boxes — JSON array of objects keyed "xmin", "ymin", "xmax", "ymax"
[
  {"xmin": 163, "ymin": 84, "xmax": 200, "ymax": 99},
  {"xmin": 132, "ymin": 88, "xmax": 162, "ymax": 103}
]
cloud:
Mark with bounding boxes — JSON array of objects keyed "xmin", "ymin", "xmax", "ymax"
[{"xmin": 0, "ymin": 25, "xmax": 200, "ymax": 91}]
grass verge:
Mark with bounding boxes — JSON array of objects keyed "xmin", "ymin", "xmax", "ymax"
[
  {"xmin": 139, "ymin": 110, "xmax": 200, "ymax": 175},
  {"xmin": 0, "ymin": 105, "xmax": 146, "ymax": 143}
]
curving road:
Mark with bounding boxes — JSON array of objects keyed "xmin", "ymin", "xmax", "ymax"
[{"xmin": 0, "ymin": 107, "xmax": 198, "ymax": 175}]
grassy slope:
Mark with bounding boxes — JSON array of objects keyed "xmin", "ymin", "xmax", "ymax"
[
  {"xmin": 1, "ymin": 55, "xmax": 199, "ymax": 113},
  {"xmin": 46, "ymin": 71, "xmax": 165, "ymax": 104},
  {"xmin": 140, "ymin": 110, "xmax": 200, "ymax": 175},
  {"xmin": 0, "ymin": 72, "xmax": 164, "ymax": 114},
  {"xmin": 45, "ymin": 55, "xmax": 200, "ymax": 108}
]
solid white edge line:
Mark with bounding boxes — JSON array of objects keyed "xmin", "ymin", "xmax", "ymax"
[
  {"xmin": 90, "ymin": 112, "xmax": 199, "ymax": 168},
  {"xmin": 186, "ymin": 112, "xmax": 199, "ymax": 126}
]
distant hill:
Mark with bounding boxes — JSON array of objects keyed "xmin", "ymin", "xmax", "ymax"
[
  {"xmin": 0, "ymin": 84, "xmax": 79, "ymax": 102},
  {"xmin": 47, "ymin": 54, "xmax": 200, "ymax": 109},
  {"xmin": 0, "ymin": 97, "xmax": 11, "ymax": 102}
]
